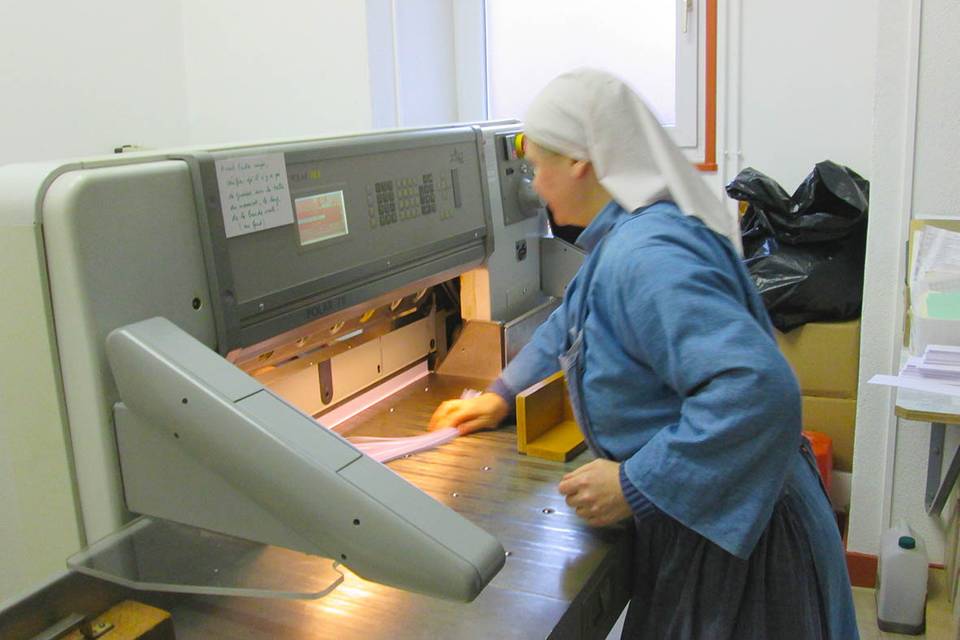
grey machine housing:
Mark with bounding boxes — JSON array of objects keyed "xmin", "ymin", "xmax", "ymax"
[{"xmin": 72, "ymin": 123, "xmax": 554, "ymax": 602}]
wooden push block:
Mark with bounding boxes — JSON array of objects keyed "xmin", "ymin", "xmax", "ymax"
[
  {"xmin": 63, "ymin": 600, "xmax": 175, "ymax": 640},
  {"xmin": 516, "ymin": 371, "xmax": 586, "ymax": 462}
]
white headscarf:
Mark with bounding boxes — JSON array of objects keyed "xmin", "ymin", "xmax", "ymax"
[{"xmin": 524, "ymin": 68, "xmax": 741, "ymax": 254}]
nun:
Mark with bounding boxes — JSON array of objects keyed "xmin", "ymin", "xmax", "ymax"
[{"xmin": 429, "ymin": 68, "xmax": 857, "ymax": 639}]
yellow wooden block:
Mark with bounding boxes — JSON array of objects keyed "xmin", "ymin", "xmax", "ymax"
[
  {"xmin": 516, "ymin": 371, "xmax": 585, "ymax": 461},
  {"xmin": 527, "ymin": 419, "xmax": 587, "ymax": 462},
  {"xmin": 63, "ymin": 600, "xmax": 175, "ymax": 640}
]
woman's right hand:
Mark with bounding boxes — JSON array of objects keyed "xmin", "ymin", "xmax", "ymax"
[{"xmin": 428, "ymin": 392, "xmax": 509, "ymax": 435}]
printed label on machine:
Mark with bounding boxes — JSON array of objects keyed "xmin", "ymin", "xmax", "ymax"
[{"xmin": 215, "ymin": 153, "xmax": 295, "ymax": 238}]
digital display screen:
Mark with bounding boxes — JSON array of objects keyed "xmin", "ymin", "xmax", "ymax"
[{"xmin": 294, "ymin": 190, "xmax": 349, "ymax": 246}]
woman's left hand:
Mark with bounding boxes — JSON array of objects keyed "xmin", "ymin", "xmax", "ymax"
[{"xmin": 557, "ymin": 459, "xmax": 633, "ymax": 527}]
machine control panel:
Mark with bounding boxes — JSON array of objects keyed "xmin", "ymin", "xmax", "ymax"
[
  {"xmin": 367, "ymin": 170, "xmax": 458, "ymax": 229},
  {"xmin": 193, "ymin": 127, "xmax": 490, "ymax": 351},
  {"xmin": 495, "ymin": 132, "xmax": 543, "ymax": 226}
]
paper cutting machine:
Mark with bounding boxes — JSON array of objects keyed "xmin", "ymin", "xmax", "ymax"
[{"xmin": 0, "ymin": 123, "xmax": 636, "ymax": 639}]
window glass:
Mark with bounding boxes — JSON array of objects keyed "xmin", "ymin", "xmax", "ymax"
[{"xmin": 485, "ymin": 1, "xmax": 677, "ymax": 125}]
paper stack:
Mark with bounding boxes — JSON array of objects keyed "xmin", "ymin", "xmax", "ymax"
[
  {"xmin": 921, "ymin": 345, "xmax": 960, "ymax": 367},
  {"xmin": 870, "ymin": 344, "xmax": 960, "ymax": 396}
]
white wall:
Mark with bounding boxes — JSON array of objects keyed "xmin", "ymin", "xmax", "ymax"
[
  {"xmin": 365, "ymin": 0, "xmax": 460, "ymax": 129},
  {"xmin": 394, "ymin": 0, "xmax": 457, "ymax": 127},
  {"xmin": 851, "ymin": 0, "xmax": 960, "ymax": 563},
  {"xmin": 732, "ymin": 0, "xmax": 877, "ymax": 190},
  {"xmin": 0, "ymin": 2, "xmax": 374, "ymax": 166},
  {"xmin": 180, "ymin": 1, "xmax": 372, "ymax": 145},
  {"xmin": 365, "ymin": 0, "xmax": 399, "ymax": 129},
  {"xmin": 0, "ymin": 2, "xmax": 189, "ymax": 165},
  {"xmin": 912, "ymin": 1, "xmax": 960, "ymax": 216}
]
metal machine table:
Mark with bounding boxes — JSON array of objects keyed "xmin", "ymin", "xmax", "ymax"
[{"xmin": 2, "ymin": 373, "xmax": 632, "ymax": 640}]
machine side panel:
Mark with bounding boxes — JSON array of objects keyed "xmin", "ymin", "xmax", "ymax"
[
  {"xmin": 461, "ymin": 125, "xmax": 548, "ymax": 322},
  {"xmin": 0, "ymin": 220, "xmax": 83, "ymax": 602},
  {"xmin": 540, "ymin": 237, "xmax": 586, "ymax": 299},
  {"xmin": 114, "ymin": 404, "xmax": 318, "ymax": 554},
  {"xmin": 42, "ymin": 162, "xmax": 216, "ymax": 541}
]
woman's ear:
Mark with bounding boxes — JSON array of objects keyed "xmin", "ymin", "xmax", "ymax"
[{"xmin": 570, "ymin": 159, "xmax": 592, "ymax": 179}]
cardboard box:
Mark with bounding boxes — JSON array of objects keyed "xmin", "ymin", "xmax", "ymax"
[
  {"xmin": 776, "ymin": 320, "xmax": 861, "ymax": 398},
  {"xmin": 801, "ymin": 395, "xmax": 857, "ymax": 472}
]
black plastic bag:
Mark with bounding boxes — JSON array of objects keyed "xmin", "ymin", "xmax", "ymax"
[{"xmin": 726, "ymin": 161, "xmax": 868, "ymax": 332}]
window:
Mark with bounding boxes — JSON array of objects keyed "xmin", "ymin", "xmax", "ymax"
[
  {"xmin": 482, "ymin": 1, "xmax": 697, "ymax": 147},
  {"xmin": 365, "ymin": 1, "xmax": 715, "ymax": 166}
]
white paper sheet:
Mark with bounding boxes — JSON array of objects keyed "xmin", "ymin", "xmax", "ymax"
[
  {"xmin": 349, "ymin": 428, "xmax": 460, "ymax": 463},
  {"xmin": 868, "ymin": 374, "xmax": 960, "ymax": 397},
  {"xmin": 216, "ymin": 153, "xmax": 295, "ymax": 238},
  {"xmin": 345, "ymin": 389, "xmax": 483, "ymax": 463},
  {"xmin": 924, "ymin": 344, "xmax": 960, "ymax": 366}
]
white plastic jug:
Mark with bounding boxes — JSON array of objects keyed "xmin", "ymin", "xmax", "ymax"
[{"xmin": 876, "ymin": 520, "xmax": 927, "ymax": 634}]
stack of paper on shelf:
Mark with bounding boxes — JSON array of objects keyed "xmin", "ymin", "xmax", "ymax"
[
  {"xmin": 869, "ymin": 344, "xmax": 960, "ymax": 396},
  {"xmin": 923, "ymin": 345, "xmax": 960, "ymax": 367}
]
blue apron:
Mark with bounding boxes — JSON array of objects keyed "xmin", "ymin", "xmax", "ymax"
[
  {"xmin": 554, "ymin": 214, "xmax": 856, "ymax": 639},
  {"xmin": 557, "ymin": 213, "xmax": 829, "ymax": 499},
  {"xmin": 557, "ymin": 215, "xmax": 634, "ymax": 459}
]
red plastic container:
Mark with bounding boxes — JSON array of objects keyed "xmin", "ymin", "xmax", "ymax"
[{"xmin": 803, "ymin": 430, "xmax": 833, "ymax": 494}]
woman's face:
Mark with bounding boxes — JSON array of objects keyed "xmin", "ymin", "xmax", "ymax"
[{"xmin": 525, "ymin": 142, "xmax": 582, "ymax": 227}]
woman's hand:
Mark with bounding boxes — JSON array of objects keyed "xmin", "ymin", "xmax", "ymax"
[
  {"xmin": 558, "ymin": 459, "xmax": 633, "ymax": 527},
  {"xmin": 428, "ymin": 392, "xmax": 509, "ymax": 435}
]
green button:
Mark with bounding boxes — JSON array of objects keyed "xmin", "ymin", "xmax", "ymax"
[{"xmin": 898, "ymin": 536, "xmax": 916, "ymax": 549}]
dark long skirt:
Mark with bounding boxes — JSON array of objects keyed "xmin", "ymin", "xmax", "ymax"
[{"xmin": 621, "ymin": 493, "xmax": 828, "ymax": 639}]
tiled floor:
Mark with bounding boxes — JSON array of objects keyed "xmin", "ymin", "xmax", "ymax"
[{"xmin": 854, "ymin": 569, "xmax": 956, "ymax": 639}]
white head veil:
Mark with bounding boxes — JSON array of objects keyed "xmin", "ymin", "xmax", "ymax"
[{"xmin": 523, "ymin": 68, "xmax": 741, "ymax": 253}]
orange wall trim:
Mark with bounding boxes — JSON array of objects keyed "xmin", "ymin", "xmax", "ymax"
[
  {"xmin": 695, "ymin": 0, "xmax": 718, "ymax": 173},
  {"xmin": 846, "ymin": 551, "xmax": 878, "ymax": 588}
]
